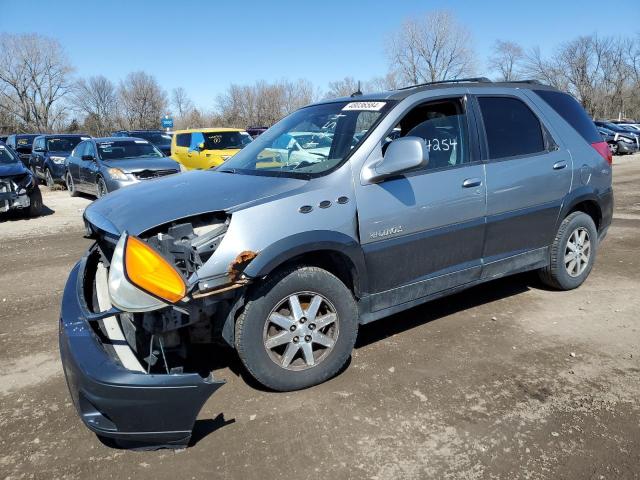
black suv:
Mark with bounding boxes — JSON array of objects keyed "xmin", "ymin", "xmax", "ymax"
[
  {"xmin": 112, "ymin": 130, "xmax": 172, "ymax": 156},
  {"xmin": 5, "ymin": 134, "xmax": 40, "ymax": 167}
]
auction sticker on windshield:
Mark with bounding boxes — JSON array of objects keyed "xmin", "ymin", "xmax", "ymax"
[{"xmin": 342, "ymin": 101, "xmax": 386, "ymax": 111}]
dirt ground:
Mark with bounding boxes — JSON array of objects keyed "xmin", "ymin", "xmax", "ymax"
[{"xmin": 1, "ymin": 156, "xmax": 639, "ymax": 480}]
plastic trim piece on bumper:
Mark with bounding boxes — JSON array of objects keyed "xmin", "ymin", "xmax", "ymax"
[{"xmin": 59, "ymin": 256, "xmax": 225, "ymax": 449}]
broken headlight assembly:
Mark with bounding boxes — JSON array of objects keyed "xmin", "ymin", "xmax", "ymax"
[{"xmin": 108, "ymin": 232, "xmax": 188, "ymax": 312}]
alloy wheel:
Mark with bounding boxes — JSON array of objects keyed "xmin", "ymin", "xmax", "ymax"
[
  {"xmin": 565, "ymin": 227, "xmax": 591, "ymax": 277},
  {"xmin": 263, "ymin": 292, "xmax": 339, "ymax": 371}
]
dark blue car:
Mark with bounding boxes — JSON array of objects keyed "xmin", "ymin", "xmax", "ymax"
[
  {"xmin": 30, "ymin": 134, "xmax": 90, "ymax": 188},
  {"xmin": 0, "ymin": 141, "xmax": 42, "ymax": 217}
]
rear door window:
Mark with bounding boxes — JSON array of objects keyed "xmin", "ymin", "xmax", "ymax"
[
  {"xmin": 477, "ymin": 96, "xmax": 545, "ymax": 159},
  {"xmin": 190, "ymin": 132, "xmax": 205, "ymax": 150}
]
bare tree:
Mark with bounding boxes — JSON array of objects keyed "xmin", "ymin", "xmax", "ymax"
[
  {"xmin": 488, "ymin": 40, "xmax": 524, "ymax": 81},
  {"xmin": 117, "ymin": 71, "xmax": 167, "ymax": 129},
  {"xmin": 386, "ymin": 11, "xmax": 475, "ymax": 85},
  {"xmin": 325, "ymin": 77, "xmax": 360, "ymax": 98},
  {"xmin": 171, "ymin": 87, "xmax": 194, "ymax": 119},
  {"xmin": 0, "ymin": 33, "xmax": 73, "ymax": 132},
  {"xmin": 70, "ymin": 75, "xmax": 117, "ymax": 135},
  {"xmin": 216, "ymin": 79, "xmax": 317, "ymax": 127},
  {"xmin": 365, "ymin": 71, "xmax": 401, "ymax": 92}
]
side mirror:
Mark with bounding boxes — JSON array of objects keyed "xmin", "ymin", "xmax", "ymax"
[
  {"xmin": 81, "ymin": 155, "xmax": 95, "ymax": 161},
  {"xmin": 198, "ymin": 142, "xmax": 205, "ymax": 151},
  {"xmin": 33, "ymin": 147, "xmax": 45, "ymax": 153},
  {"xmin": 366, "ymin": 136, "xmax": 429, "ymax": 183}
]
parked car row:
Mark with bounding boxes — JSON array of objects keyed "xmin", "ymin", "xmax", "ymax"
[{"xmin": 594, "ymin": 120, "xmax": 640, "ymax": 155}]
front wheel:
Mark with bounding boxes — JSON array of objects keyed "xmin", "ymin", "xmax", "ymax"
[
  {"xmin": 96, "ymin": 177, "xmax": 108, "ymax": 198},
  {"xmin": 539, "ymin": 211, "xmax": 598, "ymax": 290},
  {"xmin": 45, "ymin": 168, "xmax": 55, "ymax": 189},
  {"xmin": 66, "ymin": 172, "xmax": 78, "ymax": 197},
  {"xmin": 27, "ymin": 187, "xmax": 43, "ymax": 217},
  {"xmin": 235, "ymin": 266, "xmax": 358, "ymax": 391}
]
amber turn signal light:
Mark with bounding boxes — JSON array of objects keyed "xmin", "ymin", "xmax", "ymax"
[{"xmin": 124, "ymin": 235, "xmax": 186, "ymax": 303}]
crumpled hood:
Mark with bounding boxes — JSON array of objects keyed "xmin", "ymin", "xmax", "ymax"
[
  {"xmin": 84, "ymin": 170, "xmax": 307, "ymax": 236},
  {"xmin": 0, "ymin": 162, "xmax": 28, "ymax": 178},
  {"xmin": 102, "ymin": 158, "xmax": 180, "ymax": 173}
]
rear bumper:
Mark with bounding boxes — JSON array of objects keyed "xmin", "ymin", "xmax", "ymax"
[
  {"xmin": 59, "ymin": 257, "xmax": 224, "ymax": 449},
  {"xmin": 598, "ymin": 188, "xmax": 613, "ymax": 241}
]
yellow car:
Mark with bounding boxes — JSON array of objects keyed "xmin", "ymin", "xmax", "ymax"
[{"xmin": 171, "ymin": 128, "xmax": 253, "ymax": 170}]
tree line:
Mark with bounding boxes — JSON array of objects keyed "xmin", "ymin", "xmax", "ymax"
[{"xmin": 1, "ymin": 13, "xmax": 639, "ymax": 135}]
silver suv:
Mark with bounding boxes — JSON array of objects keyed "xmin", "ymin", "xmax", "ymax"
[{"xmin": 59, "ymin": 78, "xmax": 613, "ymax": 448}]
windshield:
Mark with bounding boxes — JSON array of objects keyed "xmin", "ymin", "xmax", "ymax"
[
  {"xmin": 96, "ymin": 140, "xmax": 164, "ymax": 161},
  {"xmin": 133, "ymin": 132, "xmax": 172, "ymax": 146},
  {"xmin": 16, "ymin": 136, "xmax": 37, "ymax": 149},
  {"xmin": 0, "ymin": 145, "xmax": 19, "ymax": 164},
  {"xmin": 202, "ymin": 131, "xmax": 252, "ymax": 150},
  {"xmin": 47, "ymin": 137, "xmax": 83, "ymax": 152},
  {"xmin": 220, "ymin": 101, "xmax": 393, "ymax": 176}
]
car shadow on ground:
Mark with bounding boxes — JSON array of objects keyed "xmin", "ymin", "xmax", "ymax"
[
  {"xmin": 0, "ymin": 204, "xmax": 55, "ymax": 222},
  {"xmin": 194, "ymin": 272, "xmax": 538, "ymax": 393}
]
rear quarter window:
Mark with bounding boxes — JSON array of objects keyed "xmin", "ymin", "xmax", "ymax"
[{"xmin": 533, "ymin": 90, "xmax": 601, "ymax": 144}]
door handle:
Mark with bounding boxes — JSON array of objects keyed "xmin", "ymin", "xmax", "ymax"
[
  {"xmin": 553, "ymin": 161, "xmax": 567, "ymax": 170},
  {"xmin": 462, "ymin": 178, "xmax": 482, "ymax": 188}
]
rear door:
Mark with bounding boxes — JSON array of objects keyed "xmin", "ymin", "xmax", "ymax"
[
  {"xmin": 472, "ymin": 92, "xmax": 572, "ymax": 278},
  {"xmin": 31, "ymin": 137, "xmax": 44, "ymax": 175},
  {"xmin": 187, "ymin": 131, "xmax": 205, "ymax": 169}
]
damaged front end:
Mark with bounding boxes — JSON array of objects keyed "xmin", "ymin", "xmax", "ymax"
[
  {"xmin": 59, "ymin": 212, "xmax": 256, "ymax": 449},
  {"xmin": 0, "ymin": 172, "xmax": 36, "ymax": 214}
]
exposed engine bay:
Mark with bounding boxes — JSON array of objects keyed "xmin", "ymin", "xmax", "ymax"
[{"xmin": 88, "ymin": 213, "xmax": 245, "ymax": 375}]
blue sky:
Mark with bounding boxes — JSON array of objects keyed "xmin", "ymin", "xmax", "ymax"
[{"xmin": 0, "ymin": 0, "xmax": 636, "ymax": 110}]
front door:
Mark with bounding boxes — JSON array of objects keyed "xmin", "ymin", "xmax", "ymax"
[
  {"xmin": 79, "ymin": 141, "xmax": 99, "ymax": 192},
  {"xmin": 355, "ymin": 96, "xmax": 487, "ymax": 312}
]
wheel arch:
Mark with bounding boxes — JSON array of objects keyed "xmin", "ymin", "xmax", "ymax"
[
  {"xmin": 558, "ymin": 187, "xmax": 603, "ymax": 231},
  {"xmin": 242, "ymin": 231, "xmax": 369, "ymax": 298}
]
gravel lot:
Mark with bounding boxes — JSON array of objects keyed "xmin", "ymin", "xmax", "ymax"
[{"xmin": 1, "ymin": 156, "xmax": 639, "ymax": 479}]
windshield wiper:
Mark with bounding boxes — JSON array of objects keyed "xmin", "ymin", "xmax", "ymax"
[{"xmin": 217, "ymin": 168, "xmax": 237, "ymax": 174}]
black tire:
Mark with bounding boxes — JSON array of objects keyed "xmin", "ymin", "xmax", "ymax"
[
  {"xmin": 66, "ymin": 171, "xmax": 78, "ymax": 197},
  {"xmin": 538, "ymin": 211, "xmax": 598, "ymax": 290},
  {"xmin": 96, "ymin": 177, "xmax": 108, "ymax": 198},
  {"xmin": 27, "ymin": 187, "xmax": 43, "ymax": 217},
  {"xmin": 45, "ymin": 168, "xmax": 55, "ymax": 189},
  {"xmin": 235, "ymin": 265, "xmax": 358, "ymax": 391}
]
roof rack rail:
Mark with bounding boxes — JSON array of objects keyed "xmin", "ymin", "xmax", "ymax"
[
  {"xmin": 398, "ymin": 77, "xmax": 492, "ymax": 90},
  {"xmin": 507, "ymin": 79, "xmax": 543, "ymax": 85}
]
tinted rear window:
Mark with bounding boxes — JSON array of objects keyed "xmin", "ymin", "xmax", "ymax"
[
  {"xmin": 477, "ymin": 96, "xmax": 545, "ymax": 159},
  {"xmin": 534, "ymin": 90, "xmax": 601, "ymax": 143}
]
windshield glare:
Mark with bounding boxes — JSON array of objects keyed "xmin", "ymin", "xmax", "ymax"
[
  {"xmin": 97, "ymin": 140, "xmax": 163, "ymax": 161},
  {"xmin": 219, "ymin": 101, "xmax": 392, "ymax": 176},
  {"xmin": 47, "ymin": 137, "xmax": 82, "ymax": 151},
  {"xmin": 0, "ymin": 145, "xmax": 19, "ymax": 165}
]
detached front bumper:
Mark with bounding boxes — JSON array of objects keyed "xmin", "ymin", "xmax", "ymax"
[{"xmin": 59, "ymin": 257, "xmax": 224, "ymax": 449}]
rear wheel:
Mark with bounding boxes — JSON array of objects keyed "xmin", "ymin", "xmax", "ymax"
[
  {"xmin": 539, "ymin": 211, "xmax": 598, "ymax": 290},
  {"xmin": 235, "ymin": 266, "xmax": 358, "ymax": 391},
  {"xmin": 66, "ymin": 171, "xmax": 78, "ymax": 197}
]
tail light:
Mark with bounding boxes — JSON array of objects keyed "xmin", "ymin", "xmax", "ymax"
[{"xmin": 591, "ymin": 141, "xmax": 612, "ymax": 165}]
